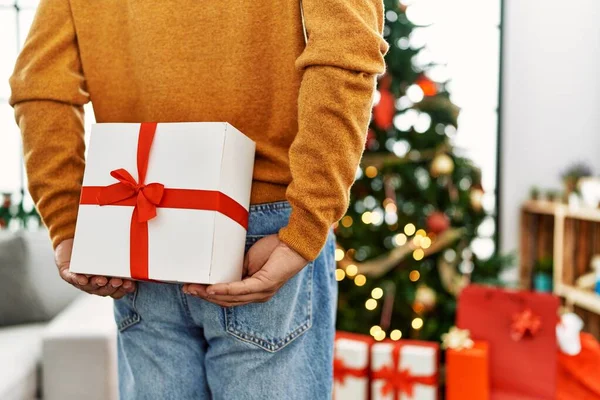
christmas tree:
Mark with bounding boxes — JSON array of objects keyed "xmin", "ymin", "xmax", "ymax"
[{"xmin": 335, "ymin": 1, "xmax": 508, "ymax": 342}]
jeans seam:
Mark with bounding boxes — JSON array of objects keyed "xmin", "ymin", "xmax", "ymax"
[
  {"xmin": 117, "ymin": 286, "xmax": 142, "ymax": 332},
  {"xmin": 178, "ymin": 285, "xmax": 196, "ymax": 325}
]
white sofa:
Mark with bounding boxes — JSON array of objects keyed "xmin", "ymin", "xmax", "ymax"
[{"xmin": 0, "ymin": 231, "xmax": 118, "ymax": 400}]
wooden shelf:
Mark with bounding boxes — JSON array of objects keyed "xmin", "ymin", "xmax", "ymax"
[
  {"xmin": 522, "ymin": 200, "xmax": 600, "ymax": 222},
  {"xmin": 556, "ymin": 285, "xmax": 600, "ymax": 315}
]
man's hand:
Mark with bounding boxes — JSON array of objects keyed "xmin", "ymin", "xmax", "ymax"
[
  {"xmin": 55, "ymin": 239, "xmax": 136, "ymax": 299},
  {"xmin": 183, "ymin": 234, "xmax": 308, "ymax": 307}
]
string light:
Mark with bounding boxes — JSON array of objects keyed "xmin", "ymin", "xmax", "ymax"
[
  {"xmin": 412, "ymin": 318, "xmax": 424, "ymax": 329},
  {"xmin": 421, "ymin": 237, "xmax": 432, "ymax": 249},
  {"xmin": 370, "ymin": 325, "xmax": 382, "ymax": 336},
  {"xmin": 341, "ymin": 215, "xmax": 353, "ymax": 228},
  {"xmin": 404, "ymin": 223, "xmax": 416, "ymax": 236},
  {"xmin": 361, "ymin": 211, "xmax": 373, "ymax": 224},
  {"xmin": 415, "ymin": 229, "xmax": 427, "ymax": 237},
  {"xmin": 409, "ymin": 270, "xmax": 420, "ymax": 282},
  {"xmin": 390, "ymin": 330, "xmax": 402, "ymax": 341},
  {"xmin": 365, "ymin": 299, "xmax": 378, "ymax": 310},
  {"xmin": 385, "ymin": 203, "xmax": 397, "ymax": 213},
  {"xmin": 354, "ymin": 274, "xmax": 367, "ymax": 286},
  {"xmin": 335, "ymin": 269, "xmax": 346, "ymax": 281},
  {"xmin": 374, "ymin": 330, "xmax": 386, "ymax": 341},
  {"xmin": 346, "ymin": 264, "xmax": 358, "ymax": 277},
  {"xmin": 394, "ymin": 233, "xmax": 407, "ymax": 246},
  {"xmin": 412, "ymin": 235, "xmax": 422, "ymax": 246},
  {"xmin": 365, "ymin": 166, "xmax": 378, "ymax": 178},
  {"xmin": 335, "ymin": 248, "xmax": 345, "ymax": 261},
  {"xmin": 413, "ymin": 248, "xmax": 424, "ymax": 261},
  {"xmin": 371, "ymin": 287, "xmax": 384, "ymax": 299}
]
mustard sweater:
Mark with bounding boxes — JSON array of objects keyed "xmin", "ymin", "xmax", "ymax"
[{"xmin": 9, "ymin": 0, "xmax": 388, "ymax": 261}]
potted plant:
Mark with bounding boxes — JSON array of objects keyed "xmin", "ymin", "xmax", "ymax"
[
  {"xmin": 530, "ymin": 186, "xmax": 541, "ymax": 201},
  {"xmin": 561, "ymin": 162, "xmax": 593, "ymax": 197},
  {"xmin": 533, "ymin": 256, "xmax": 553, "ymax": 292}
]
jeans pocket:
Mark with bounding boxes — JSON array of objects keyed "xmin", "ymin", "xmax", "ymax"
[
  {"xmin": 224, "ymin": 260, "xmax": 314, "ymax": 353},
  {"xmin": 113, "ymin": 284, "xmax": 141, "ymax": 332}
]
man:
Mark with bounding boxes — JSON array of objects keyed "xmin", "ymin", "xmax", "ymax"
[{"xmin": 10, "ymin": 0, "xmax": 388, "ymax": 398}]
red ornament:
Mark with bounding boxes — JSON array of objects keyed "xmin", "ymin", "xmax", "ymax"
[
  {"xmin": 416, "ymin": 75, "xmax": 437, "ymax": 97},
  {"xmin": 373, "ymin": 88, "xmax": 395, "ymax": 130},
  {"xmin": 426, "ymin": 212, "xmax": 450, "ymax": 234},
  {"xmin": 511, "ymin": 308, "xmax": 542, "ymax": 341},
  {"xmin": 365, "ymin": 128, "xmax": 377, "ymax": 150}
]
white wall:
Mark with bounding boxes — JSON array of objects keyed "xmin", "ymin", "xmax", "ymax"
[{"xmin": 500, "ymin": 0, "xmax": 600, "ymax": 254}]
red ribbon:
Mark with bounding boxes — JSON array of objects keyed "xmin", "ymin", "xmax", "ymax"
[
  {"xmin": 510, "ymin": 308, "xmax": 542, "ymax": 341},
  {"xmin": 372, "ymin": 344, "xmax": 437, "ymax": 400},
  {"xmin": 333, "ymin": 357, "xmax": 369, "ymax": 385},
  {"xmin": 79, "ymin": 122, "xmax": 249, "ymax": 280}
]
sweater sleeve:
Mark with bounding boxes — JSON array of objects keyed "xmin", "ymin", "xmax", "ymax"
[
  {"xmin": 9, "ymin": 0, "xmax": 89, "ymax": 249},
  {"xmin": 278, "ymin": 0, "xmax": 389, "ymax": 261}
]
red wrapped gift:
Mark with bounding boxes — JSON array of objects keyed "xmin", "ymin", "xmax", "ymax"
[
  {"xmin": 446, "ymin": 340, "xmax": 490, "ymax": 400},
  {"xmin": 457, "ymin": 285, "xmax": 559, "ymax": 400},
  {"xmin": 333, "ymin": 331, "xmax": 373, "ymax": 400},
  {"xmin": 371, "ymin": 339, "xmax": 439, "ymax": 400}
]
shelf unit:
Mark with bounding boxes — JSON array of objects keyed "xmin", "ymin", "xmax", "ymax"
[{"xmin": 520, "ymin": 200, "xmax": 600, "ymax": 337}]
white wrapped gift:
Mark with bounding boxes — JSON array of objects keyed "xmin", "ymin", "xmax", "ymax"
[
  {"xmin": 371, "ymin": 340, "xmax": 439, "ymax": 400},
  {"xmin": 70, "ymin": 122, "xmax": 255, "ymax": 284},
  {"xmin": 333, "ymin": 332, "xmax": 372, "ymax": 400}
]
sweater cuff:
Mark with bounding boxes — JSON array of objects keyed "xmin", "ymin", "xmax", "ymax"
[
  {"xmin": 45, "ymin": 204, "xmax": 78, "ymax": 250},
  {"xmin": 278, "ymin": 206, "xmax": 331, "ymax": 262}
]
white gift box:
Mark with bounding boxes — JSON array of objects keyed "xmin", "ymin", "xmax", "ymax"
[
  {"xmin": 70, "ymin": 122, "xmax": 255, "ymax": 284},
  {"xmin": 333, "ymin": 332, "xmax": 372, "ymax": 400},
  {"xmin": 371, "ymin": 341, "xmax": 438, "ymax": 400}
]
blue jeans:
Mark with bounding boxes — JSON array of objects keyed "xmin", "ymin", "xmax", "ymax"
[{"xmin": 113, "ymin": 201, "xmax": 338, "ymax": 399}]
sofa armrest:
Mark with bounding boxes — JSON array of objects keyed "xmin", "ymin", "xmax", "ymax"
[{"xmin": 41, "ymin": 294, "xmax": 118, "ymax": 400}]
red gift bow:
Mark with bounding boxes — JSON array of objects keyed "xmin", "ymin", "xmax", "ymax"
[
  {"xmin": 510, "ymin": 308, "xmax": 542, "ymax": 341},
  {"xmin": 79, "ymin": 122, "xmax": 249, "ymax": 280},
  {"xmin": 372, "ymin": 343, "xmax": 437, "ymax": 400}
]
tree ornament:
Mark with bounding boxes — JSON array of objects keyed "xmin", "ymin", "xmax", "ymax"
[
  {"xmin": 416, "ymin": 75, "xmax": 437, "ymax": 97},
  {"xmin": 366, "ymin": 128, "xmax": 377, "ymax": 150},
  {"xmin": 470, "ymin": 187, "xmax": 484, "ymax": 212},
  {"xmin": 426, "ymin": 211, "xmax": 450, "ymax": 234},
  {"xmin": 373, "ymin": 89, "xmax": 395, "ymax": 130},
  {"xmin": 414, "ymin": 285, "xmax": 437, "ymax": 313},
  {"xmin": 430, "ymin": 153, "xmax": 454, "ymax": 177}
]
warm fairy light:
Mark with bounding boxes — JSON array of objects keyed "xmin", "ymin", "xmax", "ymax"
[
  {"xmin": 374, "ymin": 330, "xmax": 386, "ymax": 341},
  {"xmin": 409, "ymin": 270, "xmax": 420, "ymax": 282},
  {"xmin": 346, "ymin": 264, "xmax": 358, "ymax": 277},
  {"xmin": 365, "ymin": 166, "xmax": 378, "ymax": 178},
  {"xmin": 415, "ymin": 229, "xmax": 427, "ymax": 237},
  {"xmin": 385, "ymin": 203, "xmax": 397, "ymax": 213},
  {"xmin": 371, "ymin": 287, "xmax": 384, "ymax": 299},
  {"xmin": 335, "ymin": 248, "xmax": 345, "ymax": 261},
  {"xmin": 346, "ymin": 248, "xmax": 356, "ymax": 258},
  {"xmin": 404, "ymin": 223, "xmax": 416, "ymax": 236},
  {"xmin": 413, "ymin": 248, "xmax": 425, "ymax": 261},
  {"xmin": 335, "ymin": 269, "xmax": 346, "ymax": 281},
  {"xmin": 412, "ymin": 235, "xmax": 422, "ymax": 247},
  {"xmin": 421, "ymin": 237, "xmax": 432, "ymax": 249},
  {"xmin": 366, "ymin": 299, "xmax": 378, "ymax": 310},
  {"xmin": 370, "ymin": 325, "xmax": 382, "ymax": 336},
  {"xmin": 362, "ymin": 211, "xmax": 373, "ymax": 224},
  {"xmin": 394, "ymin": 233, "xmax": 407, "ymax": 246},
  {"xmin": 341, "ymin": 215, "xmax": 353, "ymax": 228},
  {"xmin": 412, "ymin": 318, "xmax": 424, "ymax": 329},
  {"xmin": 390, "ymin": 329, "xmax": 402, "ymax": 341},
  {"xmin": 354, "ymin": 274, "xmax": 367, "ymax": 286}
]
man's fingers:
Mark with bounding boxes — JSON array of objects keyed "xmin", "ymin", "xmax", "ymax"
[
  {"xmin": 110, "ymin": 287, "xmax": 130, "ymax": 299},
  {"xmin": 207, "ymin": 276, "xmax": 271, "ymax": 296},
  {"xmin": 186, "ymin": 284, "xmax": 272, "ymax": 304}
]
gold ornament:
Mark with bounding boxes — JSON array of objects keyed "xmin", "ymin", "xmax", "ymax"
[
  {"xmin": 441, "ymin": 326, "xmax": 474, "ymax": 350},
  {"xmin": 430, "ymin": 154, "xmax": 454, "ymax": 177},
  {"xmin": 414, "ymin": 284, "xmax": 437, "ymax": 312},
  {"xmin": 470, "ymin": 188, "xmax": 484, "ymax": 211}
]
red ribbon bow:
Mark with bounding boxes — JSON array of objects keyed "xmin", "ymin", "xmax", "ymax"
[
  {"xmin": 372, "ymin": 344, "xmax": 437, "ymax": 400},
  {"xmin": 80, "ymin": 122, "xmax": 249, "ymax": 280},
  {"xmin": 511, "ymin": 308, "xmax": 542, "ymax": 341}
]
